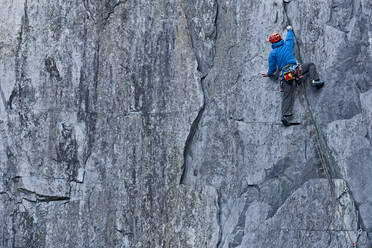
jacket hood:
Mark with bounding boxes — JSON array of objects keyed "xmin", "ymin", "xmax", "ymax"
[{"xmin": 272, "ymin": 39, "xmax": 284, "ymax": 49}]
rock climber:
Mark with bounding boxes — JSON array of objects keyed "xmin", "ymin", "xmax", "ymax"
[{"xmin": 260, "ymin": 25, "xmax": 325, "ymax": 126}]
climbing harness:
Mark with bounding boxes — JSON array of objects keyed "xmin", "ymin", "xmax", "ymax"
[
  {"xmin": 296, "ymin": 82, "xmax": 359, "ymax": 247},
  {"xmin": 280, "ymin": 64, "xmax": 302, "ymax": 81},
  {"xmin": 279, "ymin": 64, "xmax": 302, "ymax": 93}
]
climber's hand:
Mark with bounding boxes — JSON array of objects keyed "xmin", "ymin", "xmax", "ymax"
[
  {"xmin": 286, "ymin": 25, "xmax": 292, "ymax": 30},
  {"xmin": 260, "ymin": 71, "xmax": 268, "ymax": 77}
]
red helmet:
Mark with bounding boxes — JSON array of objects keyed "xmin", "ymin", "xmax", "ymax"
[{"xmin": 269, "ymin": 33, "xmax": 281, "ymax": 43}]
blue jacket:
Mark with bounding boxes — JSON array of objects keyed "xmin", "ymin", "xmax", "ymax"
[{"xmin": 267, "ymin": 29, "xmax": 297, "ymax": 76}]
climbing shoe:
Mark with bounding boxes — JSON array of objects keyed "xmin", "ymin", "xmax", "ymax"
[
  {"xmin": 281, "ymin": 117, "xmax": 291, "ymax": 127},
  {"xmin": 312, "ymin": 80, "xmax": 324, "ymax": 89}
]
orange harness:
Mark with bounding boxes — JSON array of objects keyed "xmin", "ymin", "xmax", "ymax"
[{"xmin": 280, "ymin": 64, "xmax": 302, "ymax": 81}]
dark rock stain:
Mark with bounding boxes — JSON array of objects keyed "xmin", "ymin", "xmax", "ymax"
[{"xmin": 56, "ymin": 123, "xmax": 80, "ymax": 181}]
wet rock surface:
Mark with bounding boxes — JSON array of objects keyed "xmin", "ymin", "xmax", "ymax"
[{"xmin": 0, "ymin": 0, "xmax": 371, "ymax": 247}]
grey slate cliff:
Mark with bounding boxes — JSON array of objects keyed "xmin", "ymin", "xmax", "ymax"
[{"xmin": 0, "ymin": 0, "xmax": 371, "ymax": 247}]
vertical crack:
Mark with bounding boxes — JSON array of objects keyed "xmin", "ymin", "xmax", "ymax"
[
  {"xmin": 179, "ymin": 0, "xmax": 218, "ymax": 185},
  {"xmin": 216, "ymin": 189, "xmax": 222, "ymax": 248},
  {"xmin": 180, "ymin": 81, "xmax": 205, "ymax": 184},
  {"xmin": 178, "ymin": 2, "xmax": 222, "ymax": 247}
]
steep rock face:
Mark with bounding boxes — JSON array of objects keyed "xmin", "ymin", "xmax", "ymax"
[
  {"xmin": 0, "ymin": 0, "xmax": 371, "ymax": 248},
  {"xmin": 182, "ymin": 0, "xmax": 372, "ymax": 247},
  {"xmin": 0, "ymin": 0, "xmax": 207, "ymax": 247}
]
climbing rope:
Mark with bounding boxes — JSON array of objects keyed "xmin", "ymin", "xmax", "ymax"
[{"xmin": 296, "ymin": 82, "xmax": 358, "ymax": 247}]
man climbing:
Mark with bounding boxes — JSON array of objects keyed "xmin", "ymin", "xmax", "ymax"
[{"xmin": 261, "ymin": 25, "xmax": 325, "ymax": 126}]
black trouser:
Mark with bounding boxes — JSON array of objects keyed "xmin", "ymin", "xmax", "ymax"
[
  {"xmin": 301, "ymin": 62, "xmax": 320, "ymax": 82},
  {"xmin": 281, "ymin": 80, "xmax": 296, "ymax": 117},
  {"xmin": 281, "ymin": 62, "xmax": 320, "ymax": 117}
]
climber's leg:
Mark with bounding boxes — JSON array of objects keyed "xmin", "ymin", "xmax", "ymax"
[
  {"xmin": 282, "ymin": 80, "xmax": 295, "ymax": 117},
  {"xmin": 301, "ymin": 63, "xmax": 325, "ymax": 88}
]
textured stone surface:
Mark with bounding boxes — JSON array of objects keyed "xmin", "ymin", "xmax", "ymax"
[
  {"xmin": 183, "ymin": 0, "xmax": 372, "ymax": 247},
  {"xmin": 1, "ymin": 0, "xmax": 204, "ymax": 247},
  {"xmin": 165, "ymin": 185, "xmax": 220, "ymax": 248},
  {"xmin": 239, "ymin": 179, "xmax": 370, "ymax": 248},
  {"xmin": 0, "ymin": 0, "xmax": 371, "ymax": 247}
]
